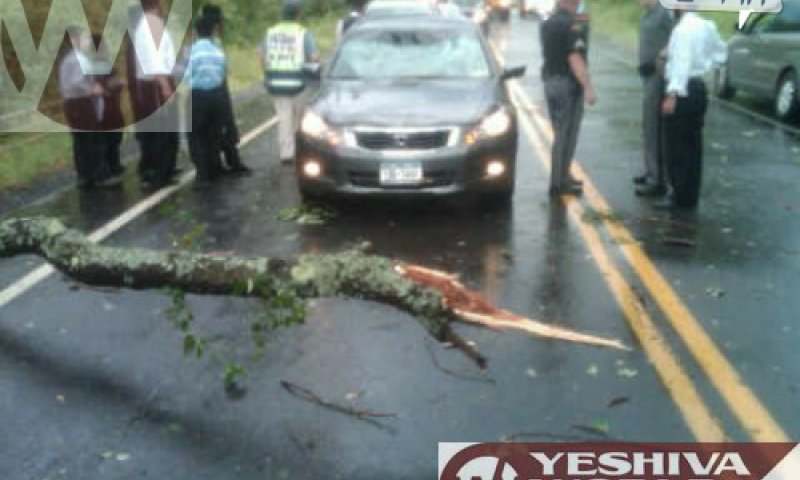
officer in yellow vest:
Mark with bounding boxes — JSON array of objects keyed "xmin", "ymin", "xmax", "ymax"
[{"xmin": 261, "ymin": 0, "xmax": 319, "ymax": 163}]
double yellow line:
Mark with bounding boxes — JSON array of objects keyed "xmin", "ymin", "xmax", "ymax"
[{"xmin": 496, "ymin": 46, "xmax": 789, "ymax": 442}]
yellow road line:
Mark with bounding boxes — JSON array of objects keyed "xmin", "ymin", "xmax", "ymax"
[
  {"xmin": 509, "ymin": 79, "xmax": 789, "ymax": 442},
  {"xmin": 517, "ymin": 100, "xmax": 726, "ymax": 442}
]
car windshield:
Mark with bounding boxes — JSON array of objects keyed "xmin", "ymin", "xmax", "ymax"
[
  {"xmin": 452, "ymin": 0, "xmax": 482, "ymax": 7},
  {"xmin": 330, "ymin": 29, "xmax": 491, "ymax": 79}
]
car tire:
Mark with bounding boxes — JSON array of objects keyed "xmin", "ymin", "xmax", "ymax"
[
  {"xmin": 774, "ymin": 71, "xmax": 800, "ymax": 121},
  {"xmin": 299, "ymin": 185, "xmax": 325, "ymax": 203},
  {"xmin": 480, "ymin": 187, "xmax": 514, "ymax": 209},
  {"xmin": 714, "ymin": 66, "xmax": 736, "ymax": 100}
]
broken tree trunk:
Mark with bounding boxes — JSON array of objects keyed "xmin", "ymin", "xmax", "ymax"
[{"xmin": 0, "ymin": 217, "xmax": 626, "ymax": 350}]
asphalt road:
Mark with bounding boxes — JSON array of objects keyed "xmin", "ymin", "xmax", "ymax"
[{"xmin": 1, "ymin": 15, "xmax": 799, "ymax": 480}]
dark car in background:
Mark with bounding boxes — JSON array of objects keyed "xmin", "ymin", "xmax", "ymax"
[
  {"xmin": 715, "ymin": 1, "xmax": 800, "ymax": 120},
  {"xmin": 295, "ymin": 16, "xmax": 525, "ymax": 203}
]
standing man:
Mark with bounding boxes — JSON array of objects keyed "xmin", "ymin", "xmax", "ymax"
[
  {"xmin": 59, "ymin": 27, "xmax": 120, "ymax": 189},
  {"xmin": 130, "ymin": 0, "xmax": 180, "ymax": 190},
  {"xmin": 540, "ymin": 0, "xmax": 597, "ymax": 197},
  {"xmin": 659, "ymin": 6, "xmax": 726, "ymax": 209},
  {"xmin": 262, "ymin": 0, "xmax": 319, "ymax": 164},
  {"xmin": 186, "ymin": 15, "xmax": 226, "ymax": 190},
  {"xmin": 635, "ymin": 0, "xmax": 673, "ymax": 197},
  {"xmin": 200, "ymin": 4, "xmax": 252, "ymax": 175}
]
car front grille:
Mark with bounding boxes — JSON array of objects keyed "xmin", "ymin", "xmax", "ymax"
[{"xmin": 354, "ymin": 129, "xmax": 451, "ymax": 150}]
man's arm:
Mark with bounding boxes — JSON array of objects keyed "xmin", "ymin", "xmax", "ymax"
[
  {"xmin": 662, "ymin": 26, "xmax": 689, "ymax": 114},
  {"xmin": 568, "ymin": 52, "xmax": 596, "ymax": 105}
]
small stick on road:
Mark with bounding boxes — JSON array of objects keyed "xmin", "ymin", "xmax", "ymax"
[{"xmin": 280, "ymin": 380, "xmax": 397, "ymax": 420}]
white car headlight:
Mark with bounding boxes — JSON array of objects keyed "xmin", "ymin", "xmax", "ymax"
[
  {"xmin": 300, "ymin": 110, "xmax": 329, "ymax": 138},
  {"xmin": 478, "ymin": 108, "xmax": 512, "ymax": 137}
]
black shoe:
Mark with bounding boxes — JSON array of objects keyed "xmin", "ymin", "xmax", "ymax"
[
  {"xmin": 566, "ymin": 177, "xmax": 584, "ymax": 187},
  {"xmin": 229, "ymin": 165, "xmax": 253, "ymax": 176},
  {"xmin": 96, "ymin": 175, "xmax": 123, "ymax": 188},
  {"xmin": 635, "ymin": 184, "xmax": 667, "ymax": 197},
  {"xmin": 633, "ymin": 174, "xmax": 648, "ymax": 186},
  {"xmin": 280, "ymin": 157, "xmax": 295, "ymax": 164},
  {"xmin": 549, "ymin": 184, "xmax": 583, "ymax": 197},
  {"xmin": 652, "ymin": 198, "xmax": 676, "ymax": 210},
  {"xmin": 193, "ymin": 180, "xmax": 213, "ymax": 190}
]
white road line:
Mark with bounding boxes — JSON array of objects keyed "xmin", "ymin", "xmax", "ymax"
[{"xmin": 0, "ymin": 115, "xmax": 279, "ymax": 309}]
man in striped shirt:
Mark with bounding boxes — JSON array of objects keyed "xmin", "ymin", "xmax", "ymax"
[{"xmin": 187, "ymin": 14, "xmax": 227, "ymax": 189}]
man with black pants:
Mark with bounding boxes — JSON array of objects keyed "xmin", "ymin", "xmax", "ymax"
[
  {"xmin": 187, "ymin": 15, "xmax": 227, "ymax": 189},
  {"xmin": 635, "ymin": 0, "xmax": 673, "ymax": 196},
  {"xmin": 200, "ymin": 4, "xmax": 252, "ymax": 176},
  {"xmin": 540, "ymin": 0, "xmax": 597, "ymax": 197},
  {"xmin": 659, "ymin": 7, "xmax": 725, "ymax": 209},
  {"xmin": 130, "ymin": 0, "xmax": 179, "ymax": 190}
]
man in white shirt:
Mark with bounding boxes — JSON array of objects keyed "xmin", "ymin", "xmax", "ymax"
[
  {"xmin": 659, "ymin": 7, "xmax": 726, "ymax": 209},
  {"xmin": 129, "ymin": 0, "xmax": 180, "ymax": 190},
  {"xmin": 59, "ymin": 27, "xmax": 120, "ymax": 189}
]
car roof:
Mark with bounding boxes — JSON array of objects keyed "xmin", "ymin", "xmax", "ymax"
[{"xmin": 349, "ymin": 14, "xmax": 479, "ymax": 33}]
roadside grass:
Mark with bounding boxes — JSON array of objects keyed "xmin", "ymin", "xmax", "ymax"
[{"xmin": 0, "ymin": 15, "xmax": 339, "ymax": 194}]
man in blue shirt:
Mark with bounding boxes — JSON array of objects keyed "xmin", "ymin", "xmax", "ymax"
[
  {"xmin": 187, "ymin": 14, "xmax": 228, "ymax": 189},
  {"xmin": 201, "ymin": 4, "xmax": 252, "ymax": 176}
]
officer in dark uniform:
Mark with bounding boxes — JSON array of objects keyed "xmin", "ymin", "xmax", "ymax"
[
  {"xmin": 200, "ymin": 4, "xmax": 252, "ymax": 176},
  {"xmin": 540, "ymin": 0, "xmax": 597, "ymax": 197}
]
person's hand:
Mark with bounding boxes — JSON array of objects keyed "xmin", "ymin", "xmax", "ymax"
[
  {"xmin": 92, "ymin": 82, "xmax": 105, "ymax": 96},
  {"xmin": 160, "ymin": 82, "xmax": 174, "ymax": 102},
  {"xmin": 662, "ymin": 94, "xmax": 677, "ymax": 115},
  {"xmin": 584, "ymin": 87, "xmax": 597, "ymax": 106}
]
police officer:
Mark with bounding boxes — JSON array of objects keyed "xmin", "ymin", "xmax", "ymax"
[
  {"xmin": 540, "ymin": 0, "xmax": 597, "ymax": 197},
  {"xmin": 658, "ymin": 6, "xmax": 725, "ymax": 209},
  {"xmin": 187, "ymin": 14, "xmax": 228, "ymax": 190},
  {"xmin": 635, "ymin": 0, "xmax": 673, "ymax": 197},
  {"xmin": 200, "ymin": 4, "xmax": 252, "ymax": 175},
  {"xmin": 261, "ymin": 0, "xmax": 319, "ymax": 164}
]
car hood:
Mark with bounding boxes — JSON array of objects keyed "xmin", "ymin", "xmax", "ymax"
[{"xmin": 312, "ymin": 78, "xmax": 500, "ymax": 127}]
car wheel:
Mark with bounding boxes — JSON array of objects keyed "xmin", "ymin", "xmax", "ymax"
[
  {"xmin": 299, "ymin": 184, "xmax": 325, "ymax": 203},
  {"xmin": 480, "ymin": 187, "xmax": 514, "ymax": 209},
  {"xmin": 714, "ymin": 66, "xmax": 736, "ymax": 100},
  {"xmin": 775, "ymin": 71, "xmax": 800, "ymax": 120}
]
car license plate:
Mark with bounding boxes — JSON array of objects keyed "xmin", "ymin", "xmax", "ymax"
[{"xmin": 379, "ymin": 163, "xmax": 423, "ymax": 185}]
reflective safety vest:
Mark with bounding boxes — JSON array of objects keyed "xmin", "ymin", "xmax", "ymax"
[{"xmin": 264, "ymin": 22, "xmax": 307, "ymax": 95}]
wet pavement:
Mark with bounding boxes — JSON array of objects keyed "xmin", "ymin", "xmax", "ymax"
[{"xmin": 1, "ymin": 14, "xmax": 799, "ymax": 479}]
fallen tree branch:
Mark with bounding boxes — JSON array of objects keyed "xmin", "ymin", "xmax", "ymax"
[{"xmin": 0, "ymin": 217, "xmax": 628, "ymax": 352}]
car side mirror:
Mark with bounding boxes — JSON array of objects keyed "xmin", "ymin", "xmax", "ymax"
[{"xmin": 501, "ymin": 66, "xmax": 526, "ymax": 81}]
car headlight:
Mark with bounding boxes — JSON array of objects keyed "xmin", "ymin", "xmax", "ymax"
[
  {"xmin": 465, "ymin": 109, "xmax": 512, "ymax": 145},
  {"xmin": 300, "ymin": 110, "xmax": 341, "ymax": 145},
  {"xmin": 301, "ymin": 110, "xmax": 329, "ymax": 138}
]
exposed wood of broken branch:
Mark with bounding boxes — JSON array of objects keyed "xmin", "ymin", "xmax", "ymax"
[{"xmin": 397, "ymin": 264, "xmax": 629, "ymax": 351}]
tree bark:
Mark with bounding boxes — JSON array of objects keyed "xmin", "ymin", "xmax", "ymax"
[{"xmin": 0, "ymin": 216, "xmax": 627, "ymax": 351}]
